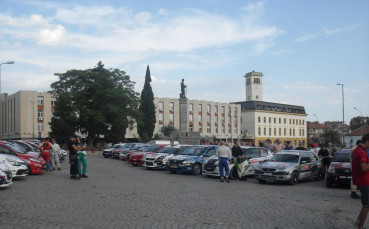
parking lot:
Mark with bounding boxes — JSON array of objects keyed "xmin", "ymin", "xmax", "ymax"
[{"xmin": 0, "ymin": 152, "xmax": 360, "ymax": 229}]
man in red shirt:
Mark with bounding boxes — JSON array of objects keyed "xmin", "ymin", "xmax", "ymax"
[
  {"xmin": 352, "ymin": 134, "xmax": 369, "ymax": 229},
  {"xmin": 39, "ymin": 138, "xmax": 53, "ymax": 171}
]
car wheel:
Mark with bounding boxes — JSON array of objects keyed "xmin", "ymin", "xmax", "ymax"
[
  {"xmin": 289, "ymin": 171, "xmax": 299, "ymax": 185},
  {"xmin": 27, "ymin": 164, "xmax": 32, "ymax": 175},
  {"xmin": 258, "ymin": 179, "xmax": 266, "ymax": 184},
  {"xmin": 228, "ymin": 167, "xmax": 238, "ymax": 180},
  {"xmin": 192, "ymin": 164, "xmax": 202, "ymax": 175},
  {"xmin": 326, "ymin": 178, "xmax": 333, "ymax": 188}
]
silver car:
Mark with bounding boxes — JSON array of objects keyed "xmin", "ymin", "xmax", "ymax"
[{"xmin": 255, "ymin": 150, "xmax": 323, "ymax": 185}]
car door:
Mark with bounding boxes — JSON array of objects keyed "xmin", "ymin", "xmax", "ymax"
[{"xmin": 299, "ymin": 152, "xmax": 312, "ymax": 179}]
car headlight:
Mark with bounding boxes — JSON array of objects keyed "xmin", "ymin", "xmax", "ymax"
[
  {"xmin": 276, "ymin": 168, "xmax": 287, "ymax": 172},
  {"xmin": 6, "ymin": 158, "xmax": 23, "ymax": 166},
  {"xmin": 29, "ymin": 158, "xmax": 42, "ymax": 163},
  {"xmin": 183, "ymin": 159, "xmax": 195, "ymax": 164},
  {"xmin": 328, "ymin": 166, "xmax": 335, "ymax": 173}
]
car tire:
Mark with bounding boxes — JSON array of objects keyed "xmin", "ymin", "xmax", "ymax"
[
  {"xmin": 289, "ymin": 171, "xmax": 299, "ymax": 185},
  {"xmin": 192, "ymin": 164, "xmax": 202, "ymax": 175},
  {"xmin": 228, "ymin": 167, "xmax": 238, "ymax": 180},
  {"xmin": 326, "ymin": 178, "xmax": 333, "ymax": 188},
  {"xmin": 26, "ymin": 164, "xmax": 32, "ymax": 175}
]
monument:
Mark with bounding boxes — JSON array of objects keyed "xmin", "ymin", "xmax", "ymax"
[{"xmin": 179, "ymin": 79, "xmax": 188, "ymax": 132}]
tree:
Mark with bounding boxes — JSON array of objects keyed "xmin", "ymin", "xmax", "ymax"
[
  {"xmin": 163, "ymin": 125, "xmax": 176, "ymax": 138},
  {"xmin": 49, "ymin": 61, "xmax": 142, "ymax": 147},
  {"xmin": 319, "ymin": 129, "xmax": 341, "ymax": 147},
  {"xmin": 350, "ymin": 116, "xmax": 369, "ymax": 130},
  {"xmin": 138, "ymin": 65, "xmax": 156, "ymax": 142}
]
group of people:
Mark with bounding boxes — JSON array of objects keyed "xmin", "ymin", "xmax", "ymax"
[
  {"xmin": 66, "ymin": 135, "xmax": 88, "ymax": 180},
  {"xmin": 38, "ymin": 138, "xmax": 62, "ymax": 171}
]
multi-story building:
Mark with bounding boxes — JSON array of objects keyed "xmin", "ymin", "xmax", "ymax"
[
  {"xmin": 307, "ymin": 121, "xmax": 328, "ymax": 146},
  {"xmin": 233, "ymin": 71, "xmax": 308, "ymax": 147},
  {"xmin": 0, "ymin": 90, "xmax": 56, "ymax": 140},
  {"xmin": 154, "ymin": 97, "xmax": 241, "ymax": 141}
]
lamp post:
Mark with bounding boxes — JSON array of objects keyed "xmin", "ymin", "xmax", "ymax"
[
  {"xmin": 30, "ymin": 101, "xmax": 35, "ymax": 140},
  {"xmin": 337, "ymin": 83, "xmax": 345, "ymax": 146},
  {"xmin": 354, "ymin": 107, "xmax": 363, "ymax": 137},
  {"xmin": 0, "ymin": 61, "xmax": 15, "ymax": 95}
]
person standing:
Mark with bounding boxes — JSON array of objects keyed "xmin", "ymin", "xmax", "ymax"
[
  {"xmin": 295, "ymin": 142, "xmax": 307, "ymax": 150},
  {"xmin": 350, "ymin": 140, "xmax": 361, "ymax": 199},
  {"xmin": 318, "ymin": 146, "xmax": 330, "ymax": 175},
  {"xmin": 232, "ymin": 141, "xmax": 246, "ymax": 181},
  {"xmin": 217, "ymin": 141, "xmax": 232, "ymax": 182},
  {"xmin": 285, "ymin": 141, "xmax": 293, "ymax": 150},
  {"xmin": 39, "ymin": 138, "xmax": 53, "ymax": 171},
  {"xmin": 76, "ymin": 137, "xmax": 88, "ymax": 178},
  {"xmin": 271, "ymin": 138, "xmax": 285, "ymax": 154},
  {"xmin": 352, "ymin": 134, "xmax": 369, "ymax": 229},
  {"xmin": 67, "ymin": 136, "xmax": 83, "ymax": 180},
  {"xmin": 50, "ymin": 139, "xmax": 61, "ymax": 171}
]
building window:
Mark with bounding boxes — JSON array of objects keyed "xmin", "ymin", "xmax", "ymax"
[
  {"xmin": 51, "ymin": 98, "xmax": 56, "ymax": 106},
  {"xmin": 169, "ymin": 113, "xmax": 174, "ymax": 124},
  {"xmin": 189, "ymin": 125, "xmax": 193, "ymax": 132},
  {"xmin": 274, "ymin": 128, "xmax": 276, "ymax": 136},
  {"xmin": 269, "ymin": 128, "xmax": 271, "ymax": 136},
  {"xmin": 279, "ymin": 128, "xmax": 281, "ymax": 136},
  {"xmin": 289, "ymin": 119, "xmax": 291, "ymax": 125},
  {"xmin": 207, "ymin": 105, "xmax": 210, "ymax": 113},
  {"xmin": 293, "ymin": 119, "xmax": 295, "ymax": 125},
  {"xmin": 258, "ymin": 127, "xmax": 261, "ymax": 135},
  {"xmin": 284, "ymin": 118, "xmax": 286, "ymax": 124},
  {"xmin": 256, "ymin": 95, "xmax": 259, "ymax": 99},
  {"xmin": 293, "ymin": 129, "xmax": 295, "ymax": 136},
  {"xmin": 38, "ymin": 123, "xmax": 44, "ymax": 132},
  {"xmin": 228, "ymin": 127, "xmax": 231, "ymax": 134},
  {"xmin": 207, "ymin": 126, "xmax": 211, "ymax": 133},
  {"xmin": 222, "ymin": 116, "xmax": 225, "ymax": 123},
  {"xmin": 189, "ymin": 114, "xmax": 193, "ymax": 122},
  {"xmin": 37, "ymin": 97, "xmax": 43, "ymax": 106},
  {"xmin": 299, "ymin": 120, "xmax": 301, "ymax": 125},
  {"xmin": 264, "ymin": 117, "xmax": 266, "ymax": 123},
  {"xmin": 302, "ymin": 120, "xmax": 305, "ymax": 125},
  {"xmin": 228, "ymin": 107, "xmax": 231, "ymax": 115},
  {"xmin": 189, "ymin": 104, "xmax": 193, "ymax": 112},
  {"xmin": 199, "ymin": 125, "xmax": 202, "ymax": 133},
  {"xmin": 269, "ymin": 117, "xmax": 271, "ymax": 123},
  {"xmin": 198, "ymin": 115, "xmax": 202, "ymax": 123},
  {"xmin": 198, "ymin": 104, "xmax": 202, "ymax": 113},
  {"xmin": 289, "ymin": 129, "xmax": 292, "ymax": 136},
  {"xmin": 215, "ymin": 126, "xmax": 218, "ymax": 133},
  {"xmin": 279, "ymin": 118, "xmax": 281, "ymax": 124},
  {"xmin": 159, "ymin": 113, "xmax": 163, "ymax": 122},
  {"xmin": 264, "ymin": 128, "xmax": 266, "ymax": 136},
  {"xmin": 299, "ymin": 129, "xmax": 301, "ymax": 136},
  {"xmin": 38, "ymin": 110, "xmax": 43, "ymax": 120},
  {"xmin": 159, "ymin": 124, "xmax": 163, "ymax": 132},
  {"xmin": 159, "ymin": 102, "xmax": 164, "ymax": 111},
  {"xmin": 207, "ymin": 115, "xmax": 210, "ymax": 123},
  {"xmin": 234, "ymin": 107, "xmax": 238, "ymax": 114},
  {"xmin": 222, "ymin": 127, "xmax": 225, "ymax": 134},
  {"xmin": 169, "ymin": 102, "xmax": 174, "ymax": 112},
  {"xmin": 284, "ymin": 128, "xmax": 286, "ymax": 136},
  {"xmin": 215, "ymin": 105, "xmax": 218, "ymax": 114},
  {"xmin": 302, "ymin": 129, "xmax": 305, "ymax": 136},
  {"xmin": 258, "ymin": 117, "xmax": 261, "ymax": 123},
  {"xmin": 274, "ymin": 118, "xmax": 276, "ymax": 124},
  {"xmin": 234, "ymin": 127, "xmax": 238, "ymax": 133},
  {"xmin": 221, "ymin": 106, "xmax": 225, "ymax": 114}
]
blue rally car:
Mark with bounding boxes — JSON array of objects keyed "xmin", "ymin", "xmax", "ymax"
[{"xmin": 166, "ymin": 145, "xmax": 217, "ymax": 175}]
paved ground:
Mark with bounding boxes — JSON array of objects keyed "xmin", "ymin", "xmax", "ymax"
[{"xmin": 0, "ymin": 153, "xmax": 361, "ymax": 229}]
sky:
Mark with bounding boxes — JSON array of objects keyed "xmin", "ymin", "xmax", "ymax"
[{"xmin": 1, "ymin": 0, "xmax": 368, "ymax": 125}]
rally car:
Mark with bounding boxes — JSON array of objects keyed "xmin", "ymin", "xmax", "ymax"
[
  {"xmin": 143, "ymin": 145, "xmax": 190, "ymax": 169},
  {"xmin": 202, "ymin": 146, "xmax": 273, "ymax": 179},
  {"xmin": 0, "ymin": 154, "xmax": 28, "ymax": 177},
  {"xmin": 0, "ymin": 161, "xmax": 13, "ymax": 188}
]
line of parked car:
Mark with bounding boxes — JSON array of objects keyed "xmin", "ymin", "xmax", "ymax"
[
  {"xmin": 103, "ymin": 141, "xmax": 352, "ymax": 187},
  {"xmin": 0, "ymin": 140, "xmax": 67, "ymax": 188}
]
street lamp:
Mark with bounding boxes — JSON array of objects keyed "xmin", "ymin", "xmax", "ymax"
[
  {"xmin": 0, "ymin": 61, "xmax": 15, "ymax": 95},
  {"xmin": 313, "ymin": 114, "xmax": 319, "ymax": 122},
  {"xmin": 336, "ymin": 83, "xmax": 344, "ymax": 146},
  {"xmin": 30, "ymin": 101, "xmax": 35, "ymax": 140},
  {"xmin": 354, "ymin": 107, "xmax": 363, "ymax": 137}
]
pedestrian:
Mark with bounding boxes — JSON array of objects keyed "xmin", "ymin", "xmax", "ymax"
[
  {"xmin": 311, "ymin": 143, "xmax": 320, "ymax": 155},
  {"xmin": 271, "ymin": 138, "xmax": 284, "ymax": 154},
  {"xmin": 39, "ymin": 138, "xmax": 53, "ymax": 171},
  {"xmin": 318, "ymin": 146, "xmax": 330, "ymax": 175},
  {"xmin": 285, "ymin": 141, "xmax": 293, "ymax": 150},
  {"xmin": 97, "ymin": 141, "xmax": 103, "ymax": 156},
  {"xmin": 327, "ymin": 143, "xmax": 337, "ymax": 156},
  {"xmin": 67, "ymin": 135, "xmax": 84, "ymax": 180},
  {"xmin": 232, "ymin": 141, "xmax": 246, "ymax": 181},
  {"xmin": 352, "ymin": 133, "xmax": 369, "ymax": 229},
  {"xmin": 295, "ymin": 142, "xmax": 307, "ymax": 150},
  {"xmin": 216, "ymin": 141, "xmax": 232, "ymax": 182},
  {"xmin": 76, "ymin": 137, "xmax": 88, "ymax": 178},
  {"xmin": 350, "ymin": 140, "xmax": 361, "ymax": 199},
  {"xmin": 50, "ymin": 138, "xmax": 61, "ymax": 171}
]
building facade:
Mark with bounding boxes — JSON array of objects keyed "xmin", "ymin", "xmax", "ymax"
[
  {"xmin": 0, "ymin": 90, "xmax": 56, "ymax": 140},
  {"xmin": 154, "ymin": 97, "xmax": 241, "ymax": 141}
]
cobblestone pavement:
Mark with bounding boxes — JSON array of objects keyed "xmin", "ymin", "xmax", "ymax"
[{"xmin": 0, "ymin": 153, "xmax": 361, "ymax": 229}]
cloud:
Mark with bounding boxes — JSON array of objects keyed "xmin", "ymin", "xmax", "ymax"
[
  {"xmin": 294, "ymin": 24, "xmax": 361, "ymax": 42},
  {"xmin": 38, "ymin": 25, "xmax": 66, "ymax": 45}
]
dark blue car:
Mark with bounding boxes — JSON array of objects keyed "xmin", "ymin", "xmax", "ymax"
[{"xmin": 166, "ymin": 145, "xmax": 217, "ymax": 175}]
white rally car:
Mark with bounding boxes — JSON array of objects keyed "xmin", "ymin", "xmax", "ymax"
[
  {"xmin": 143, "ymin": 145, "xmax": 190, "ymax": 169},
  {"xmin": 0, "ymin": 154, "xmax": 29, "ymax": 177},
  {"xmin": 202, "ymin": 146, "xmax": 273, "ymax": 179}
]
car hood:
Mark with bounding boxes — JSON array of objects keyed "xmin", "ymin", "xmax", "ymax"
[
  {"xmin": 0, "ymin": 162, "xmax": 10, "ymax": 171},
  {"xmin": 330, "ymin": 162, "xmax": 350, "ymax": 169},
  {"xmin": 146, "ymin": 153, "xmax": 169, "ymax": 158},
  {"xmin": 259, "ymin": 161, "xmax": 296, "ymax": 170},
  {"xmin": 171, "ymin": 155, "xmax": 199, "ymax": 161}
]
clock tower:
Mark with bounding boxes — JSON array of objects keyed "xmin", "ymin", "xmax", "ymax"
[{"xmin": 244, "ymin": 70, "xmax": 263, "ymax": 101}]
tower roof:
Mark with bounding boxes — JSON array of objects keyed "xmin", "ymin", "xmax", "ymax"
[{"xmin": 244, "ymin": 70, "xmax": 263, "ymax": 78}]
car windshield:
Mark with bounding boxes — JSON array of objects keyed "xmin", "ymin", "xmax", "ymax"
[
  {"xmin": 271, "ymin": 153, "xmax": 299, "ymax": 163},
  {"xmin": 156, "ymin": 147, "xmax": 179, "ymax": 154},
  {"xmin": 113, "ymin": 144, "xmax": 123, "ymax": 149},
  {"xmin": 180, "ymin": 146, "xmax": 206, "ymax": 156},
  {"xmin": 142, "ymin": 145, "xmax": 161, "ymax": 152},
  {"xmin": 131, "ymin": 145, "xmax": 143, "ymax": 150},
  {"xmin": 332, "ymin": 153, "xmax": 350, "ymax": 163},
  {"xmin": 4, "ymin": 143, "xmax": 27, "ymax": 154}
]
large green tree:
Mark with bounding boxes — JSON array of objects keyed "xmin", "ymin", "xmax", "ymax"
[
  {"xmin": 49, "ymin": 61, "xmax": 141, "ymax": 147},
  {"xmin": 138, "ymin": 65, "xmax": 156, "ymax": 142},
  {"xmin": 319, "ymin": 129, "xmax": 341, "ymax": 147},
  {"xmin": 350, "ymin": 116, "xmax": 369, "ymax": 131}
]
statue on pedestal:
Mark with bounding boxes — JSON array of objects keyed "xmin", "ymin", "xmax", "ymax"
[{"xmin": 180, "ymin": 79, "xmax": 187, "ymax": 98}]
